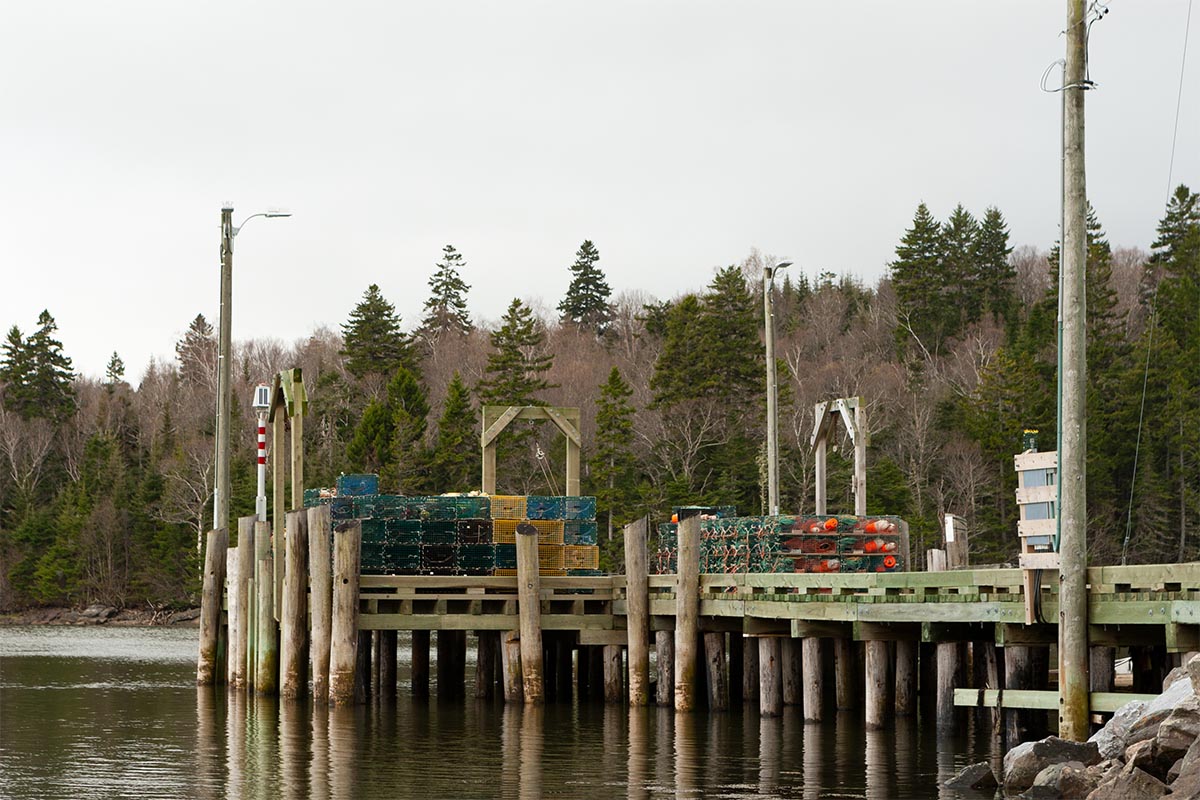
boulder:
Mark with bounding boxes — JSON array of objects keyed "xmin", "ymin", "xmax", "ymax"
[
  {"xmin": 943, "ymin": 761, "xmax": 998, "ymax": 791},
  {"xmin": 1168, "ymin": 736, "xmax": 1200, "ymax": 799},
  {"xmin": 167, "ymin": 608, "xmax": 201, "ymax": 625},
  {"xmin": 1058, "ymin": 763, "xmax": 1099, "ymax": 799},
  {"xmin": 1166, "ymin": 667, "xmax": 1190, "ymax": 692},
  {"xmin": 80, "ymin": 604, "xmax": 107, "ymax": 618},
  {"xmin": 1187, "ymin": 653, "xmax": 1200, "ymax": 697},
  {"xmin": 1083, "ymin": 767, "xmax": 1166, "ymax": 800},
  {"xmin": 1026, "ymin": 761, "xmax": 1090, "ymax": 799},
  {"xmin": 1004, "ymin": 736, "xmax": 1102, "ymax": 791},
  {"xmin": 1123, "ymin": 739, "xmax": 1159, "ymax": 777},
  {"xmin": 1091, "ymin": 699, "xmax": 1149, "ymax": 759},
  {"xmin": 1154, "ymin": 695, "xmax": 1200, "ymax": 765}
]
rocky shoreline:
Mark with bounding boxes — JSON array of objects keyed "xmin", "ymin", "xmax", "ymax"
[
  {"xmin": 946, "ymin": 653, "xmax": 1200, "ymax": 798},
  {"xmin": 0, "ymin": 605, "xmax": 201, "ymax": 627}
]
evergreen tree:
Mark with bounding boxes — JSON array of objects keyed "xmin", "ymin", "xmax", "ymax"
[
  {"xmin": 419, "ymin": 245, "xmax": 472, "ymax": 342},
  {"xmin": 976, "ymin": 206, "xmax": 1016, "ymax": 324},
  {"xmin": 942, "ymin": 203, "xmax": 982, "ymax": 327},
  {"xmin": 890, "ymin": 203, "xmax": 953, "ymax": 356},
  {"xmin": 430, "ymin": 372, "xmax": 479, "ymax": 491},
  {"xmin": 175, "ymin": 314, "xmax": 217, "ymax": 389},
  {"xmin": 558, "ymin": 240, "xmax": 613, "ymax": 333},
  {"xmin": 384, "ymin": 366, "xmax": 430, "ymax": 494},
  {"xmin": 477, "ymin": 298, "xmax": 555, "ymax": 406},
  {"xmin": 105, "ymin": 352, "xmax": 126, "ymax": 392},
  {"xmin": 1, "ymin": 311, "xmax": 75, "ymax": 421},
  {"xmin": 590, "ymin": 367, "xmax": 638, "ymax": 541},
  {"xmin": 341, "ymin": 284, "xmax": 413, "ymax": 380},
  {"xmin": 346, "ymin": 398, "xmax": 393, "ymax": 475}
]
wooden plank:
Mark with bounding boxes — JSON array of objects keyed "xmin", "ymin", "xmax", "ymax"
[
  {"xmin": 853, "ymin": 621, "xmax": 920, "ymax": 642},
  {"xmin": 954, "ymin": 688, "xmax": 1158, "ymax": 713},
  {"xmin": 790, "ymin": 620, "xmax": 851, "ymax": 639},
  {"xmin": 579, "ymin": 629, "xmax": 629, "ymax": 646},
  {"xmin": 995, "ymin": 623, "xmax": 1057, "ymax": 647},
  {"xmin": 481, "ymin": 405, "xmax": 523, "ymax": 447},
  {"xmin": 542, "ymin": 406, "xmax": 582, "ymax": 446},
  {"xmin": 358, "ymin": 613, "xmax": 614, "ymax": 632}
]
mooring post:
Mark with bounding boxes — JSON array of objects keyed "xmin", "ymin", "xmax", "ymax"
[
  {"xmin": 624, "ymin": 517, "xmax": 651, "ymax": 706},
  {"xmin": 280, "ymin": 509, "xmax": 309, "ymax": 700},
  {"xmin": 412, "ymin": 630, "xmax": 431, "ymax": 697},
  {"xmin": 781, "ymin": 638, "xmax": 801, "ymax": 706},
  {"xmin": 656, "ymin": 631, "xmax": 674, "ymax": 707},
  {"xmin": 515, "ymin": 524, "xmax": 544, "ymax": 703},
  {"xmin": 329, "ymin": 520, "xmax": 362, "ymax": 706},
  {"xmin": 759, "ymin": 637, "xmax": 783, "ymax": 717},
  {"xmin": 501, "ymin": 630, "xmax": 524, "ymax": 703},
  {"xmin": 476, "ymin": 631, "xmax": 498, "ymax": 699},
  {"xmin": 603, "ymin": 645, "xmax": 624, "ymax": 704},
  {"xmin": 864, "ymin": 639, "xmax": 890, "ymax": 730},
  {"xmin": 254, "ymin": 521, "xmax": 278, "ymax": 694},
  {"xmin": 801, "ymin": 638, "xmax": 823, "ymax": 722},
  {"xmin": 673, "ymin": 514, "xmax": 700, "ymax": 712},
  {"xmin": 895, "ymin": 639, "xmax": 917, "ymax": 717},
  {"xmin": 308, "ymin": 504, "xmax": 332, "ymax": 704},
  {"xmin": 703, "ymin": 632, "xmax": 728, "ymax": 711},
  {"xmin": 198, "ymin": 527, "xmax": 229, "ymax": 686},
  {"xmin": 232, "ymin": 516, "xmax": 254, "ymax": 689}
]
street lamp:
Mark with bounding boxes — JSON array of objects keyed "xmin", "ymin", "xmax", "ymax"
[
  {"xmin": 764, "ymin": 260, "xmax": 792, "ymax": 516},
  {"xmin": 213, "ymin": 205, "xmax": 292, "ymax": 536}
]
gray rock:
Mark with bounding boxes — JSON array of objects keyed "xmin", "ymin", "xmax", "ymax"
[
  {"xmin": 1028, "ymin": 761, "xmax": 1090, "ymax": 798},
  {"xmin": 1123, "ymin": 738, "xmax": 1159, "ymax": 777},
  {"xmin": 1091, "ymin": 700, "xmax": 1149, "ymax": 759},
  {"xmin": 1169, "ymin": 737, "xmax": 1200, "ymax": 799},
  {"xmin": 943, "ymin": 761, "xmax": 998, "ymax": 791},
  {"xmin": 1019, "ymin": 785, "xmax": 1060, "ymax": 799},
  {"xmin": 1004, "ymin": 736, "xmax": 1101, "ymax": 791},
  {"xmin": 1058, "ymin": 763, "xmax": 1098, "ymax": 799},
  {"xmin": 1155, "ymin": 695, "xmax": 1200, "ymax": 764},
  {"xmin": 1084, "ymin": 767, "xmax": 1167, "ymax": 800},
  {"xmin": 1167, "ymin": 667, "xmax": 1190, "ymax": 692},
  {"xmin": 167, "ymin": 608, "xmax": 201, "ymax": 624},
  {"xmin": 81, "ymin": 604, "xmax": 107, "ymax": 618},
  {"xmin": 1187, "ymin": 653, "xmax": 1200, "ymax": 697}
]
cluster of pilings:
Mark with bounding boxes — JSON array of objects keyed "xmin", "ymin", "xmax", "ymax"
[{"xmin": 198, "ymin": 510, "xmax": 1158, "ymax": 742}]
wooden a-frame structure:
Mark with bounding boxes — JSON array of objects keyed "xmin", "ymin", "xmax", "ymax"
[
  {"xmin": 481, "ymin": 405, "xmax": 580, "ymax": 496},
  {"xmin": 810, "ymin": 396, "xmax": 868, "ymax": 516}
]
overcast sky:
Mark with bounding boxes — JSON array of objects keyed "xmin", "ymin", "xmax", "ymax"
[{"xmin": 1, "ymin": 1, "xmax": 1196, "ymax": 381}]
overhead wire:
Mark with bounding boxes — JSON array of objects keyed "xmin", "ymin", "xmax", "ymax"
[{"xmin": 1121, "ymin": 0, "xmax": 1194, "ymax": 565}]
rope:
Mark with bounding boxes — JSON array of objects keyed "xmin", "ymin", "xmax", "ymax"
[
  {"xmin": 534, "ymin": 442, "xmax": 560, "ymax": 496},
  {"xmin": 1121, "ymin": 0, "xmax": 1194, "ymax": 565}
]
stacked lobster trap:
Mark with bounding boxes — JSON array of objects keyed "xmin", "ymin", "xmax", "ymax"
[
  {"xmin": 652, "ymin": 512, "xmax": 908, "ymax": 575},
  {"xmin": 305, "ymin": 477, "xmax": 600, "ymax": 576}
]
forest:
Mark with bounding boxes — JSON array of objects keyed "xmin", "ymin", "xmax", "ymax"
[{"xmin": 0, "ymin": 187, "xmax": 1197, "ymax": 611}]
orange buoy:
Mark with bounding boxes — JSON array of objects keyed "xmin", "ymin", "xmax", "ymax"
[
  {"xmin": 671, "ymin": 513, "xmax": 678, "ymax": 523},
  {"xmin": 823, "ymin": 517, "xmax": 838, "ymax": 531},
  {"xmin": 882, "ymin": 555, "xmax": 897, "ymax": 569}
]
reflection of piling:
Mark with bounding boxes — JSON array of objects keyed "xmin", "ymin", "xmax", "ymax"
[
  {"xmin": 624, "ymin": 518, "xmax": 651, "ymax": 707},
  {"xmin": 627, "ymin": 708, "xmax": 649, "ymax": 800},
  {"xmin": 673, "ymin": 515, "xmax": 700, "ymax": 712},
  {"xmin": 198, "ymin": 527, "xmax": 229, "ymax": 686},
  {"xmin": 280, "ymin": 509, "xmax": 309, "ymax": 699},
  {"xmin": 308, "ymin": 504, "xmax": 333, "ymax": 704},
  {"xmin": 329, "ymin": 520, "xmax": 362, "ymax": 706}
]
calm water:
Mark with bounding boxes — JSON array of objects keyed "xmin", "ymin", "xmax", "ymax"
[{"xmin": 0, "ymin": 627, "xmax": 1001, "ymax": 798}]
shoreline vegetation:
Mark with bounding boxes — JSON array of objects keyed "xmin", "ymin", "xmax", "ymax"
[{"xmin": 0, "ymin": 605, "xmax": 200, "ymax": 627}]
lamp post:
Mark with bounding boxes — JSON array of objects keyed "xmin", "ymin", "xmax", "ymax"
[
  {"xmin": 213, "ymin": 206, "xmax": 291, "ymax": 536},
  {"xmin": 764, "ymin": 260, "xmax": 792, "ymax": 516}
]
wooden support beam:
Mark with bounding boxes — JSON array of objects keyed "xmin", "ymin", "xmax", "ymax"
[{"xmin": 954, "ymin": 688, "xmax": 1158, "ymax": 713}]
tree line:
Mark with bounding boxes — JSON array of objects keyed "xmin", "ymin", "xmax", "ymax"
[{"xmin": 0, "ymin": 191, "xmax": 1196, "ymax": 611}]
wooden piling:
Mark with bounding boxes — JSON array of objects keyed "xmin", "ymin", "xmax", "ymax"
[
  {"xmin": 556, "ymin": 637, "xmax": 573, "ymax": 702},
  {"xmin": 438, "ymin": 630, "xmax": 467, "ymax": 700},
  {"xmin": 729, "ymin": 632, "xmax": 744, "ymax": 705},
  {"xmin": 380, "ymin": 630, "xmax": 397, "ymax": 699},
  {"xmin": 703, "ymin": 632, "xmax": 728, "ymax": 711},
  {"xmin": 590, "ymin": 646, "xmax": 605, "ymax": 701},
  {"xmin": 515, "ymin": 525, "xmax": 544, "ymax": 703},
  {"xmin": 835, "ymin": 639, "xmax": 856, "ymax": 710},
  {"xmin": 1005, "ymin": 646, "xmax": 1032, "ymax": 746},
  {"xmin": 801, "ymin": 638, "xmax": 823, "ymax": 722},
  {"xmin": 280, "ymin": 509, "xmax": 309, "ymax": 700},
  {"xmin": 781, "ymin": 638, "xmax": 801, "ymax": 707},
  {"xmin": 656, "ymin": 630, "xmax": 674, "ymax": 707},
  {"xmin": 743, "ymin": 636, "xmax": 760, "ymax": 706},
  {"xmin": 624, "ymin": 517, "xmax": 650, "ymax": 707},
  {"xmin": 412, "ymin": 630, "xmax": 430, "ymax": 697},
  {"xmin": 226, "ymin": 549, "xmax": 239, "ymax": 684},
  {"xmin": 308, "ymin": 504, "xmax": 332, "ymax": 704},
  {"xmin": 895, "ymin": 639, "xmax": 916, "ymax": 717},
  {"xmin": 864, "ymin": 640, "xmax": 890, "ymax": 730},
  {"xmin": 329, "ymin": 520, "xmax": 362, "ymax": 706},
  {"xmin": 231, "ymin": 516, "xmax": 255, "ymax": 688},
  {"xmin": 1090, "ymin": 646, "xmax": 1115, "ymax": 693},
  {"xmin": 355, "ymin": 631, "xmax": 371, "ymax": 703},
  {"xmin": 476, "ymin": 631, "xmax": 498, "ymax": 699},
  {"xmin": 936, "ymin": 642, "xmax": 958, "ymax": 733},
  {"xmin": 673, "ymin": 515, "xmax": 700, "ymax": 712},
  {"xmin": 254, "ymin": 521, "xmax": 277, "ymax": 695},
  {"xmin": 197, "ymin": 527, "xmax": 228, "ymax": 686},
  {"xmin": 603, "ymin": 645, "xmax": 624, "ymax": 704},
  {"xmin": 759, "ymin": 637, "xmax": 783, "ymax": 717},
  {"xmin": 501, "ymin": 630, "xmax": 524, "ymax": 703}
]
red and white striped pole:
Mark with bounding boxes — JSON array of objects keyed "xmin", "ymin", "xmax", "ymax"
[{"xmin": 252, "ymin": 384, "xmax": 271, "ymax": 522}]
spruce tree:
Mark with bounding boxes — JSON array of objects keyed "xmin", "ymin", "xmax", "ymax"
[
  {"xmin": 341, "ymin": 284, "xmax": 413, "ymax": 380},
  {"xmin": 558, "ymin": 240, "xmax": 613, "ymax": 333},
  {"xmin": 976, "ymin": 206, "xmax": 1016, "ymax": 324},
  {"xmin": 346, "ymin": 398, "xmax": 393, "ymax": 475},
  {"xmin": 419, "ymin": 245, "xmax": 472, "ymax": 342},
  {"xmin": 0, "ymin": 325, "xmax": 32, "ymax": 413},
  {"xmin": 175, "ymin": 314, "xmax": 217, "ymax": 388},
  {"xmin": 2, "ymin": 311, "xmax": 76, "ymax": 421},
  {"xmin": 477, "ymin": 298, "xmax": 554, "ymax": 406},
  {"xmin": 430, "ymin": 372, "xmax": 478, "ymax": 491},
  {"xmin": 890, "ymin": 202, "xmax": 951, "ymax": 355},
  {"xmin": 590, "ymin": 367, "xmax": 637, "ymax": 541},
  {"xmin": 943, "ymin": 203, "xmax": 981, "ymax": 328},
  {"xmin": 384, "ymin": 366, "xmax": 430, "ymax": 493},
  {"xmin": 105, "ymin": 352, "xmax": 125, "ymax": 392}
]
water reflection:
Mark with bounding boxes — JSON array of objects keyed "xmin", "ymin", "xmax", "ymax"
[
  {"xmin": 518, "ymin": 705, "xmax": 544, "ymax": 800},
  {"xmin": 627, "ymin": 708, "xmax": 649, "ymax": 800}
]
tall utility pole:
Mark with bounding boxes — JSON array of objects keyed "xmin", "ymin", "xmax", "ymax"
[
  {"xmin": 1059, "ymin": 0, "xmax": 1090, "ymax": 742},
  {"xmin": 214, "ymin": 206, "xmax": 235, "ymax": 535},
  {"xmin": 763, "ymin": 261, "xmax": 791, "ymax": 516}
]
